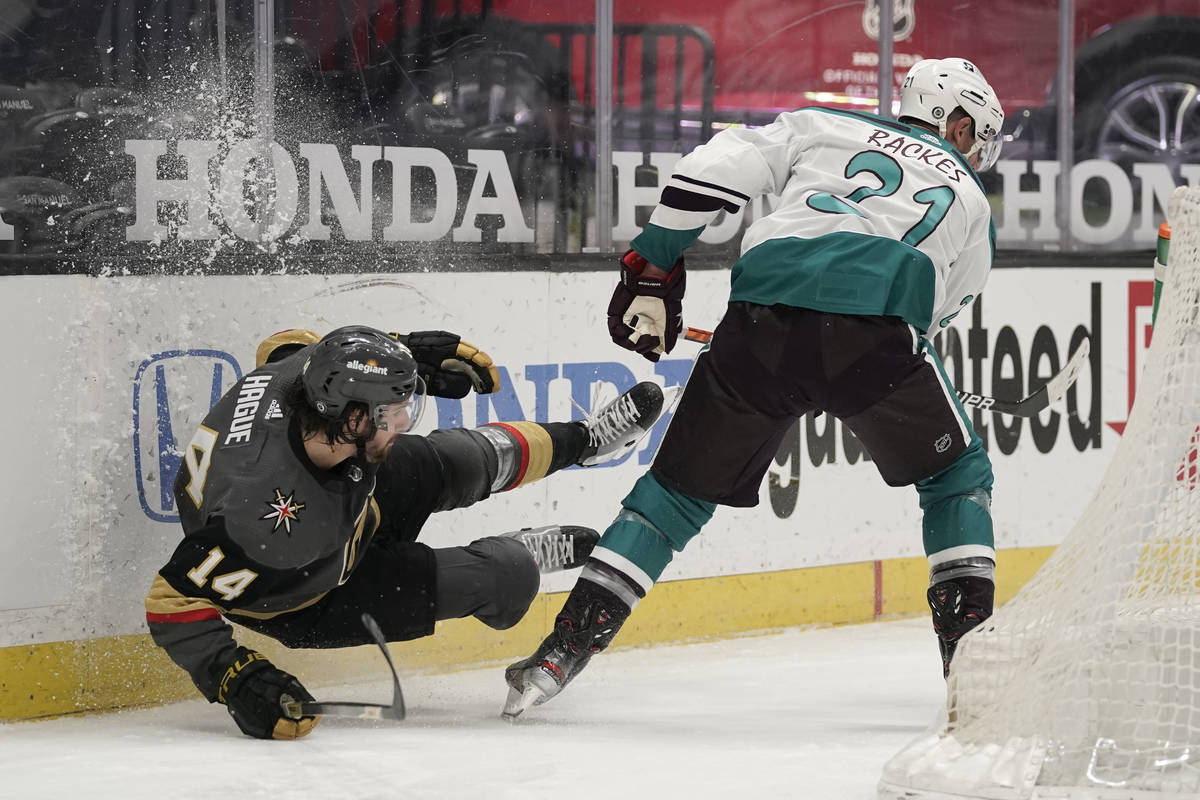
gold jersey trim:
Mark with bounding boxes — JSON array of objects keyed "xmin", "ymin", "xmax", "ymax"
[{"xmin": 144, "ymin": 573, "xmax": 221, "ymax": 617}]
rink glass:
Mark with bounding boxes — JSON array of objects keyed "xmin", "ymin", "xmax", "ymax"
[{"xmin": 0, "ymin": 1, "xmax": 1196, "ymax": 270}]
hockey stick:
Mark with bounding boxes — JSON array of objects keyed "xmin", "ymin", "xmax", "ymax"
[
  {"xmin": 281, "ymin": 612, "xmax": 406, "ymax": 721},
  {"xmin": 683, "ymin": 327, "xmax": 1092, "ymax": 420},
  {"xmin": 955, "ymin": 337, "xmax": 1091, "ymax": 417}
]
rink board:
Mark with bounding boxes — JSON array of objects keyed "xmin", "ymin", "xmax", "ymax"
[
  {"xmin": 0, "ymin": 265, "xmax": 1149, "ymax": 719},
  {"xmin": 0, "ymin": 546, "xmax": 1054, "ymax": 720}
]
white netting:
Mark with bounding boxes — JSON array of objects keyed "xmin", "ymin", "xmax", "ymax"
[{"xmin": 880, "ymin": 186, "xmax": 1200, "ymax": 800}]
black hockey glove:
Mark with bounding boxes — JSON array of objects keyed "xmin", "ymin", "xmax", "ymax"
[
  {"xmin": 393, "ymin": 330, "xmax": 500, "ymax": 398},
  {"xmin": 607, "ymin": 250, "xmax": 685, "ymax": 362},
  {"xmin": 214, "ymin": 647, "xmax": 319, "ymax": 740}
]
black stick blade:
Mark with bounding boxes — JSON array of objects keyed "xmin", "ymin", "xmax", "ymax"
[
  {"xmin": 360, "ymin": 612, "xmax": 406, "ymax": 720},
  {"xmin": 280, "ymin": 613, "xmax": 407, "ymax": 722}
]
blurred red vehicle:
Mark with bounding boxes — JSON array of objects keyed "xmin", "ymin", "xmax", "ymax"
[{"xmin": 293, "ymin": 0, "xmax": 1200, "ymax": 173}]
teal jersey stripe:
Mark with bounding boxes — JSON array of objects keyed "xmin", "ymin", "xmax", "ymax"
[
  {"xmin": 729, "ymin": 232, "xmax": 937, "ymax": 332},
  {"xmin": 631, "ymin": 223, "xmax": 706, "ymax": 268}
]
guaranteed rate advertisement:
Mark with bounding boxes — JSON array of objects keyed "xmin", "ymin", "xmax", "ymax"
[{"xmin": 0, "ymin": 266, "xmax": 1155, "ymax": 645}]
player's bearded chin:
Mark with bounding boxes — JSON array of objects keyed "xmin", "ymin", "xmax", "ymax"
[{"xmin": 365, "ymin": 430, "xmax": 394, "ymax": 462}]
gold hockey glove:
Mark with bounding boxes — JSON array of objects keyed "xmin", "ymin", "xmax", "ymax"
[
  {"xmin": 393, "ymin": 330, "xmax": 500, "ymax": 398},
  {"xmin": 215, "ymin": 647, "xmax": 319, "ymax": 740}
]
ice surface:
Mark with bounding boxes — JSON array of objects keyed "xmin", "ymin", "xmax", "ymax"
[{"xmin": 0, "ymin": 618, "xmax": 944, "ymax": 799}]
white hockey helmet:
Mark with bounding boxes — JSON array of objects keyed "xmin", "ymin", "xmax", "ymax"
[{"xmin": 898, "ymin": 58, "xmax": 1005, "ymax": 171}]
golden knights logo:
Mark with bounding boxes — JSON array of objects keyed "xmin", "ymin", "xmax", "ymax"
[{"xmin": 261, "ymin": 488, "xmax": 306, "ymax": 534}]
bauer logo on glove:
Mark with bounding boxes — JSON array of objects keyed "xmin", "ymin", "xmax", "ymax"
[
  {"xmin": 214, "ymin": 647, "xmax": 320, "ymax": 740},
  {"xmin": 607, "ymin": 250, "xmax": 686, "ymax": 363}
]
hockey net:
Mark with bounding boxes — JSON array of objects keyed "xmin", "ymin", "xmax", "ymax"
[{"xmin": 879, "ymin": 185, "xmax": 1200, "ymax": 800}]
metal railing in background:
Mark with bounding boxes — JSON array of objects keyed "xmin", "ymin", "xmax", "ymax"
[
  {"xmin": 876, "ymin": 0, "xmax": 893, "ymax": 116},
  {"xmin": 1, "ymin": 0, "xmax": 1183, "ymax": 268},
  {"xmin": 253, "ymin": 0, "xmax": 276, "ymax": 241},
  {"xmin": 276, "ymin": 6, "xmax": 716, "ymax": 253},
  {"xmin": 524, "ymin": 22, "xmax": 715, "ymax": 250},
  {"xmin": 1056, "ymin": 0, "xmax": 1075, "ymax": 253},
  {"xmin": 594, "ymin": 0, "xmax": 614, "ymax": 253}
]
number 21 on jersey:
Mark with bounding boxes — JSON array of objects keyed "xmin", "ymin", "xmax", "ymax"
[{"xmin": 806, "ymin": 150, "xmax": 954, "ymax": 247}]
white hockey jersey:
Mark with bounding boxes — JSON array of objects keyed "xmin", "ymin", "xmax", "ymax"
[{"xmin": 631, "ymin": 107, "xmax": 996, "ymax": 334}]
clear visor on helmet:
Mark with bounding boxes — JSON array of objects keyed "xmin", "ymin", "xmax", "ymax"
[
  {"xmin": 967, "ymin": 135, "xmax": 1002, "ymax": 172},
  {"xmin": 371, "ymin": 376, "xmax": 426, "ymax": 433}
]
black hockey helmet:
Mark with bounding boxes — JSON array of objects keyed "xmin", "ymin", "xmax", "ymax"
[{"xmin": 301, "ymin": 325, "xmax": 426, "ymax": 432}]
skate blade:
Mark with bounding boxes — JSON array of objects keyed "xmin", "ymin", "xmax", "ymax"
[{"xmin": 501, "ymin": 683, "xmax": 546, "ymax": 721}]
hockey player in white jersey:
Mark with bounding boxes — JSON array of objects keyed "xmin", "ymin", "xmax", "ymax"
[{"xmin": 503, "ymin": 58, "xmax": 1006, "ymax": 718}]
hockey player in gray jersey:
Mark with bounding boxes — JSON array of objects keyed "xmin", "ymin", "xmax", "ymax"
[
  {"xmin": 504, "ymin": 58, "xmax": 1006, "ymax": 717},
  {"xmin": 146, "ymin": 325, "xmax": 666, "ymax": 739}
]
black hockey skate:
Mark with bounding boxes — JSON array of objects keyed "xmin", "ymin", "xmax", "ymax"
[
  {"xmin": 505, "ymin": 525, "xmax": 600, "ymax": 573},
  {"xmin": 502, "ymin": 579, "xmax": 631, "ymax": 719},
  {"xmin": 927, "ymin": 576, "xmax": 994, "ymax": 678},
  {"xmin": 577, "ymin": 381, "xmax": 672, "ymax": 466}
]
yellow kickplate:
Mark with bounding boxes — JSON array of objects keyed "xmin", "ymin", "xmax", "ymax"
[
  {"xmin": 0, "ymin": 635, "xmax": 191, "ymax": 721},
  {"xmin": 1, "ymin": 547, "xmax": 1054, "ymax": 722}
]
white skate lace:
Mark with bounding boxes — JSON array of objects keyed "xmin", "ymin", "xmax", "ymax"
[
  {"xmin": 587, "ymin": 393, "xmax": 641, "ymax": 447},
  {"xmin": 520, "ymin": 530, "xmax": 574, "ymax": 571}
]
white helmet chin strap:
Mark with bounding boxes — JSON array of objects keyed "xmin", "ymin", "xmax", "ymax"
[
  {"xmin": 938, "ymin": 115, "xmax": 999, "ymax": 171},
  {"xmin": 964, "ymin": 135, "xmax": 1002, "ymax": 172}
]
